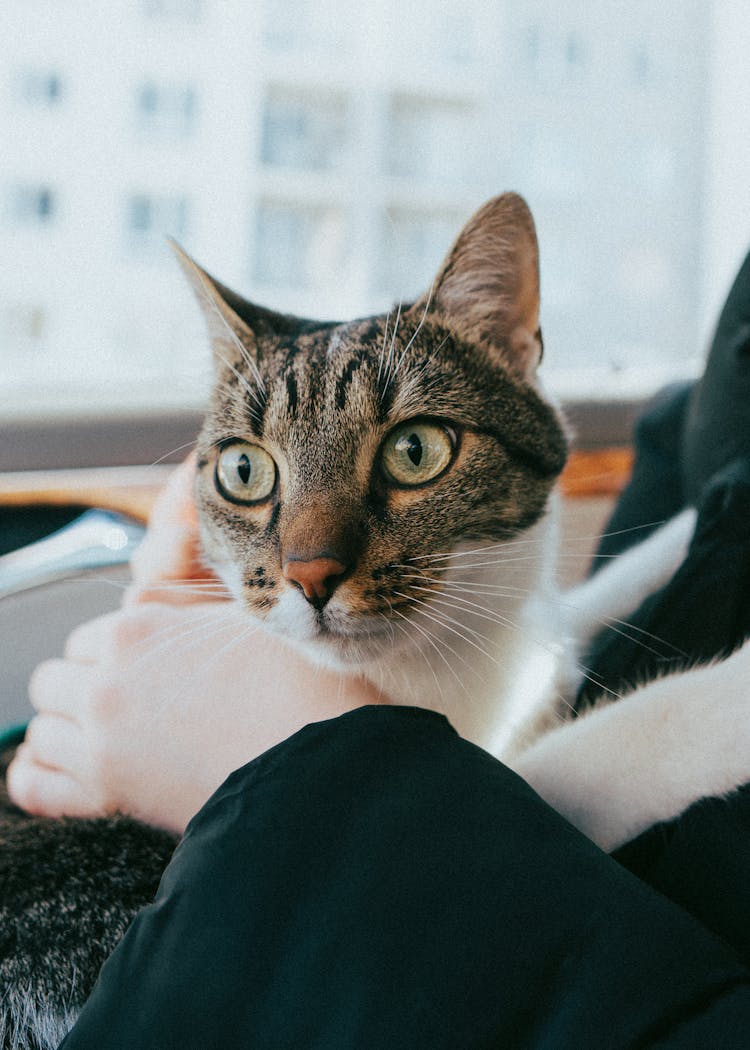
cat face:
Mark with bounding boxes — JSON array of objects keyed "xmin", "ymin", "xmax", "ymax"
[{"xmin": 179, "ymin": 194, "xmax": 567, "ymax": 666}]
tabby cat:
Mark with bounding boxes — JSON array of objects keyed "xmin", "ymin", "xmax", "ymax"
[{"xmin": 2, "ymin": 193, "xmax": 750, "ymax": 1048}]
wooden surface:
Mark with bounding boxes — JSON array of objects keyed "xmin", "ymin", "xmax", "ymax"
[
  {"xmin": 559, "ymin": 447, "xmax": 633, "ymax": 498},
  {"xmin": 0, "ymin": 449, "xmax": 633, "ymax": 524},
  {"xmin": 0, "ymin": 466, "xmax": 174, "ymax": 523}
]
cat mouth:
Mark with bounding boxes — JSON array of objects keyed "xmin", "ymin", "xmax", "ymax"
[{"xmin": 263, "ymin": 592, "xmax": 399, "ymax": 665}]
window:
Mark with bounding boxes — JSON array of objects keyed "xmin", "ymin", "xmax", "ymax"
[
  {"xmin": 142, "ymin": 0, "xmax": 202, "ymax": 20},
  {"xmin": 7, "ymin": 185, "xmax": 56, "ymax": 225},
  {"xmin": 380, "ymin": 208, "xmax": 465, "ymax": 301},
  {"xmin": 126, "ymin": 194, "xmax": 189, "ymax": 252},
  {"xmin": 254, "ymin": 200, "xmax": 347, "ymax": 290},
  {"xmin": 135, "ymin": 82, "xmax": 197, "ymax": 138},
  {"xmin": 263, "ymin": 0, "xmax": 347, "ymax": 53},
  {"xmin": 2, "ymin": 304, "xmax": 47, "ymax": 349},
  {"xmin": 1, "ymin": 0, "xmax": 747, "ymax": 428},
  {"xmin": 261, "ymin": 88, "xmax": 349, "ymax": 172},
  {"xmin": 16, "ymin": 71, "xmax": 63, "ymax": 106},
  {"xmin": 387, "ymin": 96, "xmax": 476, "ymax": 184}
]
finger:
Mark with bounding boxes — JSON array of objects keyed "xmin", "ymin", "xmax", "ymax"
[
  {"xmin": 128, "ymin": 574, "xmax": 230, "ymax": 606},
  {"xmin": 128, "ymin": 458, "xmax": 199, "ymax": 590},
  {"xmin": 126, "ymin": 531, "xmax": 223, "ymax": 605},
  {"xmin": 28, "ymin": 658, "xmax": 98, "ymax": 717},
  {"xmin": 7, "ymin": 746, "xmax": 106, "ymax": 819},
  {"xmin": 63, "ymin": 610, "xmax": 124, "ymax": 662},
  {"xmin": 24, "ymin": 714, "xmax": 90, "ymax": 773},
  {"xmin": 148, "ymin": 454, "xmax": 199, "ymax": 532},
  {"xmin": 129, "ymin": 457, "xmax": 198, "ymax": 579}
]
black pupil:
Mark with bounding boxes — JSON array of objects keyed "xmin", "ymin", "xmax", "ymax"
[
  {"xmin": 237, "ymin": 454, "xmax": 252, "ymax": 484},
  {"xmin": 405, "ymin": 433, "xmax": 422, "ymax": 466}
]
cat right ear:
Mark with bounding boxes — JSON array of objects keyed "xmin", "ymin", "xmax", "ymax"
[
  {"xmin": 413, "ymin": 193, "xmax": 543, "ymax": 382},
  {"xmin": 170, "ymin": 240, "xmax": 260, "ymax": 370}
]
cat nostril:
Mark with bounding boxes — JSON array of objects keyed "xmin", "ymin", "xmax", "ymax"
[{"xmin": 282, "ymin": 556, "xmax": 348, "ymax": 605}]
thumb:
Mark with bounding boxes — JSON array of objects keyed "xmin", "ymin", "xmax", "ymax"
[{"xmin": 126, "ymin": 455, "xmax": 225, "ymax": 605}]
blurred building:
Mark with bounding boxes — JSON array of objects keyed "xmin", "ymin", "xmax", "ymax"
[{"xmin": 0, "ymin": 0, "xmax": 717, "ymax": 415}]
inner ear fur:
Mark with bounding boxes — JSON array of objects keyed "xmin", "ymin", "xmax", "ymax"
[{"xmin": 414, "ymin": 193, "xmax": 543, "ymax": 380}]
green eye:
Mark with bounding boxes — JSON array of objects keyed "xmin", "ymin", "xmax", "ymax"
[
  {"xmin": 215, "ymin": 442, "xmax": 277, "ymax": 504},
  {"xmin": 381, "ymin": 422, "xmax": 455, "ymax": 486}
]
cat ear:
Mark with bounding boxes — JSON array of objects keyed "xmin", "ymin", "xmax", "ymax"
[
  {"xmin": 416, "ymin": 193, "xmax": 543, "ymax": 380},
  {"xmin": 170, "ymin": 241, "xmax": 261, "ymax": 369}
]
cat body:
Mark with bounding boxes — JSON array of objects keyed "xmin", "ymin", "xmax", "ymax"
[
  {"xmin": 185, "ymin": 193, "xmax": 738, "ymax": 854},
  {"xmin": 2, "ymin": 193, "xmax": 750, "ymax": 1047}
]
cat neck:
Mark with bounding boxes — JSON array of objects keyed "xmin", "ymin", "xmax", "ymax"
[{"xmin": 360, "ymin": 502, "xmax": 562, "ymax": 757}]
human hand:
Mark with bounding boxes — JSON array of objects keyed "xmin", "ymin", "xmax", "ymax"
[
  {"xmin": 124, "ymin": 453, "xmax": 225, "ymax": 605},
  {"xmin": 7, "ymin": 459, "xmax": 384, "ymax": 833}
]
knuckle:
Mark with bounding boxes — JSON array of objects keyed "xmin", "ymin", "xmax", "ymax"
[
  {"xmin": 23, "ymin": 718, "xmax": 43, "ymax": 751},
  {"xmin": 88, "ymin": 676, "xmax": 121, "ymax": 720},
  {"xmin": 28, "ymin": 659, "xmax": 64, "ymax": 703},
  {"xmin": 109, "ymin": 608, "xmax": 160, "ymax": 651},
  {"xmin": 6, "ymin": 753, "xmax": 39, "ymax": 811},
  {"xmin": 64, "ymin": 611, "xmax": 119, "ymax": 660}
]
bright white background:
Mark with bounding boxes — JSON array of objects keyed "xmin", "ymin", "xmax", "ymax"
[{"xmin": 2, "ymin": 0, "xmax": 750, "ymax": 423}]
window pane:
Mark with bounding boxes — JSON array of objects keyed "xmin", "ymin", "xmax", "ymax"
[
  {"xmin": 380, "ymin": 208, "xmax": 464, "ymax": 301},
  {"xmin": 254, "ymin": 200, "xmax": 347, "ymax": 289},
  {"xmin": 1, "ymin": 0, "xmax": 744, "ymax": 420},
  {"xmin": 261, "ymin": 88, "xmax": 349, "ymax": 172},
  {"xmin": 387, "ymin": 96, "xmax": 476, "ymax": 184}
]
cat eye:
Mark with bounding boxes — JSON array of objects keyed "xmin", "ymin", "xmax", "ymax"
[
  {"xmin": 381, "ymin": 421, "xmax": 455, "ymax": 487},
  {"xmin": 215, "ymin": 441, "xmax": 277, "ymax": 504}
]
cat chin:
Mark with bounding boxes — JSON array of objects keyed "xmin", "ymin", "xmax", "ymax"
[{"xmin": 254, "ymin": 588, "xmax": 405, "ymax": 671}]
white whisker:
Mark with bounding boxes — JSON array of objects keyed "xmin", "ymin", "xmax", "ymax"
[
  {"xmin": 391, "ymin": 285, "xmax": 434, "ymax": 378},
  {"xmin": 393, "ymin": 590, "xmax": 497, "ymax": 666},
  {"xmin": 391, "ymin": 606, "xmax": 468, "ymax": 698}
]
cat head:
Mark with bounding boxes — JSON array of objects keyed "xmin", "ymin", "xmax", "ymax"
[{"xmin": 177, "ymin": 193, "xmax": 567, "ymax": 666}]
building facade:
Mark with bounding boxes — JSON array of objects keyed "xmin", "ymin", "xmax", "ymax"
[{"xmin": 0, "ymin": 0, "xmax": 719, "ymax": 416}]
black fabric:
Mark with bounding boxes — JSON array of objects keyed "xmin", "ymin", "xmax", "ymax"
[
  {"xmin": 0, "ymin": 505, "xmax": 86, "ymax": 557},
  {"xmin": 60, "ymin": 246, "xmax": 750, "ymax": 1047},
  {"xmin": 60, "ymin": 706, "xmax": 750, "ymax": 1050},
  {"xmin": 592, "ymin": 382, "xmax": 691, "ymax": 561},
  {"xmin": 683, "ymin": 249, "xmax": 750, "ymax": 504},
  {"xmin": 582, "ymin": 439, "xmax": 750, "ymax": 967},
  {"xmin": 573, "ymin": 241, "xmax": 750, "ymax": 968},
  {"xmin": 579, "ymin": 456, "xmax": 750, "ymax": 704}
]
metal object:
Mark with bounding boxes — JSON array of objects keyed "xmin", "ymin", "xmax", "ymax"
[{"xmin": 0, "ymin": 509, "xmax": 145, "ymax": 600}]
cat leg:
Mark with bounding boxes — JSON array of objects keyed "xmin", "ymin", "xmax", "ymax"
[
  {"xmin": 562, "ymin": 507, "xmax": 697, "ymax": 652},
  {"xmin": 511, "ymin": 637, "xmax": 750, "ymax": 852}
]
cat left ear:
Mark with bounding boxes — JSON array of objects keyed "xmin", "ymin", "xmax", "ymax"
[
  {"xmin": 170, "ymin": 240, "xmax": 260, "ymax": 369},
  {"xmin": 414, "ymin": 193, "xmax": 543, "ymax": 381}
]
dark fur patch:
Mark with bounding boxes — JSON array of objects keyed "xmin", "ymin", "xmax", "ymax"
[
  {"xmin": 285, "ymin": 371, "xmax": 298, "ymax": 417},
  {"xmin": 335, "ymin": 356, "xmax": 363, "ymax": 410}
]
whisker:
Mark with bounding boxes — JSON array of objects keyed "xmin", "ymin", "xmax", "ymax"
[
  {"xmin": 191, "ymin": 264, "xmax": 267, "ymax": 395},
  {"xmin": 389, "ymin": 608, "xmax": 445, "ymax": 703},
  {"xmin": 391, "ymin": 285, "xmax": 434, "ymax": 378},
  {"xmin": 407, "ymin": 520, "xmax": 675, "ymax": 566},
  {"xmin": 213, "ymin": 351, "xmax": 264, "ymax": 411},
  {"xmin": 393, "ymin": 590, "xmax": 497, "ymax": 665},
  {"xmin": 391, "ymin": 606, "xmax": 468, "ymax": 697},
  {"xmin": 398, "ymin": 573, "xmax": 530, "ymax": 598},
  {"xmin": 125, "ymin": 604, "xmax": 240, "ymax": 669},
  {"xmin": 149, "ymin": 439, "xmax": 198, "ymax": 467},
  {"xmin": 382, "ymin": 300, "xmax": 403, "ymax": 392}
]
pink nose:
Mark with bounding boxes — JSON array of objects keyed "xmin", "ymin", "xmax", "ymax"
[{"xmin": 282, "ymin": 557, "xmax": 348, "ymax": 605}]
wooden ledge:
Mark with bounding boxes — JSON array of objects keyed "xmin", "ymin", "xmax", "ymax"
[{"xmin": 560, "ymin": 447, "xmax": 633, "ymax": 498}]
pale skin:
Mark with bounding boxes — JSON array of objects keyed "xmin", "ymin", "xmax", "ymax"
[{"xmin": 6, "ymin": 457, "xmax": 385, "ymax": 835}]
